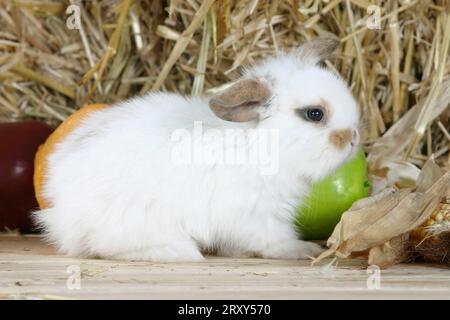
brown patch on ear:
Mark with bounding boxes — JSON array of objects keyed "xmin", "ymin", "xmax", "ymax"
[
  {"xmin": 330, "ymin": 129, "xmax": 353, "ymax": 150},
  {"xmin": 297, "ymin": 35, "xmax": 340, "ymax": 64},
  {"xmin": 209, "ymin": 78, "xmax": 272, "ymax": 122}
]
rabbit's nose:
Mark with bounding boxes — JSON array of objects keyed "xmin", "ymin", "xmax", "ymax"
[{"xmin": 329, "ymin": 128, "xmax": 354, "ymax": 150}]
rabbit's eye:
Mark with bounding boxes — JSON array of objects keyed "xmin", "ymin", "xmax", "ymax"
[
  {"xmin": 306, "ymin": 109, "xmax": 324, "ymax": 121},
  {"xmin": 296, "ymin": 107, "xmax": 325, "ymax": 123}
]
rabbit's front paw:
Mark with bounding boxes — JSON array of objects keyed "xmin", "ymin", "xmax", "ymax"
[
  {"xmin": 260, "ymin": 239, "xmax": 324, "ymax": 260},
  {"xmin": 295, "ymin": 241, "xmax": 324, "ymax": 259}
]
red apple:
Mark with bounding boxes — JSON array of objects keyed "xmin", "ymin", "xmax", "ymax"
[{"xmin": 0, "ymin": 121, "xmax": 54, "ymax": 232}]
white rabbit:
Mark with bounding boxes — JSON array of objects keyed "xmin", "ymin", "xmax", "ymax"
[{"xmin": 34, "ymin": 36, "xmax": 360, "ymax": 262}]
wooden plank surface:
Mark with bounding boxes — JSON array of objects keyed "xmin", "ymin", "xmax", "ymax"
[{"xmin": 0, "ymin": 234, "xmax": 449, "ymax": 299}]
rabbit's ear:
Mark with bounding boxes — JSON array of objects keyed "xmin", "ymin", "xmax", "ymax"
[
  {"xmin": 209, "ymin": 78, "xmax": 272, "ymax": 122},
  {"xmin": 296, "ymin": 35, "xmax": 340, "ymax": 65}
]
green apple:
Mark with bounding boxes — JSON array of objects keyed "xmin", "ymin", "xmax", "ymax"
[{"xmin": 296, "ymin": 149, "xmax": 370, "ymax": 240}]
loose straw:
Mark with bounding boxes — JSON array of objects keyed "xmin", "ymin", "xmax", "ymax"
[{"xmin": 152, "ymin": 0, "xmax": 215, "ymax": 91}]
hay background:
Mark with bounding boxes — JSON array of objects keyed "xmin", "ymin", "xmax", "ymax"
[{"xmin": 0, "ymin": 0, "xmax": 449, "ymax": 172}]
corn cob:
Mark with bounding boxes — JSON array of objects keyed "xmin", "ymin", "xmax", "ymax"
[{"xmin": 410, "ymin": 192, "xmax": 450, "ymax": 264}]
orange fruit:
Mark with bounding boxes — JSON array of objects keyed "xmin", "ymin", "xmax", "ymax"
[{"xmin": 34, "ymin": 104, "xmax": 109, "ymax": 209}]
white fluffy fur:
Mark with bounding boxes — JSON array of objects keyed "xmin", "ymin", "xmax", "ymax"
[{"xmin": 34, "ymin": 50, "xmax": 359, "ymax": 262}]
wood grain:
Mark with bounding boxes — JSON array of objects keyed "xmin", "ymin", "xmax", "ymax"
[{"xmin": 0, "ymin": 235, "xmax": 449, "ymax": 299}]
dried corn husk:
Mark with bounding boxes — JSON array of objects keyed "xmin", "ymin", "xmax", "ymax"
[{"xmin": 313, "ymin": 159, "xmax": 450, "ymax": 268}]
